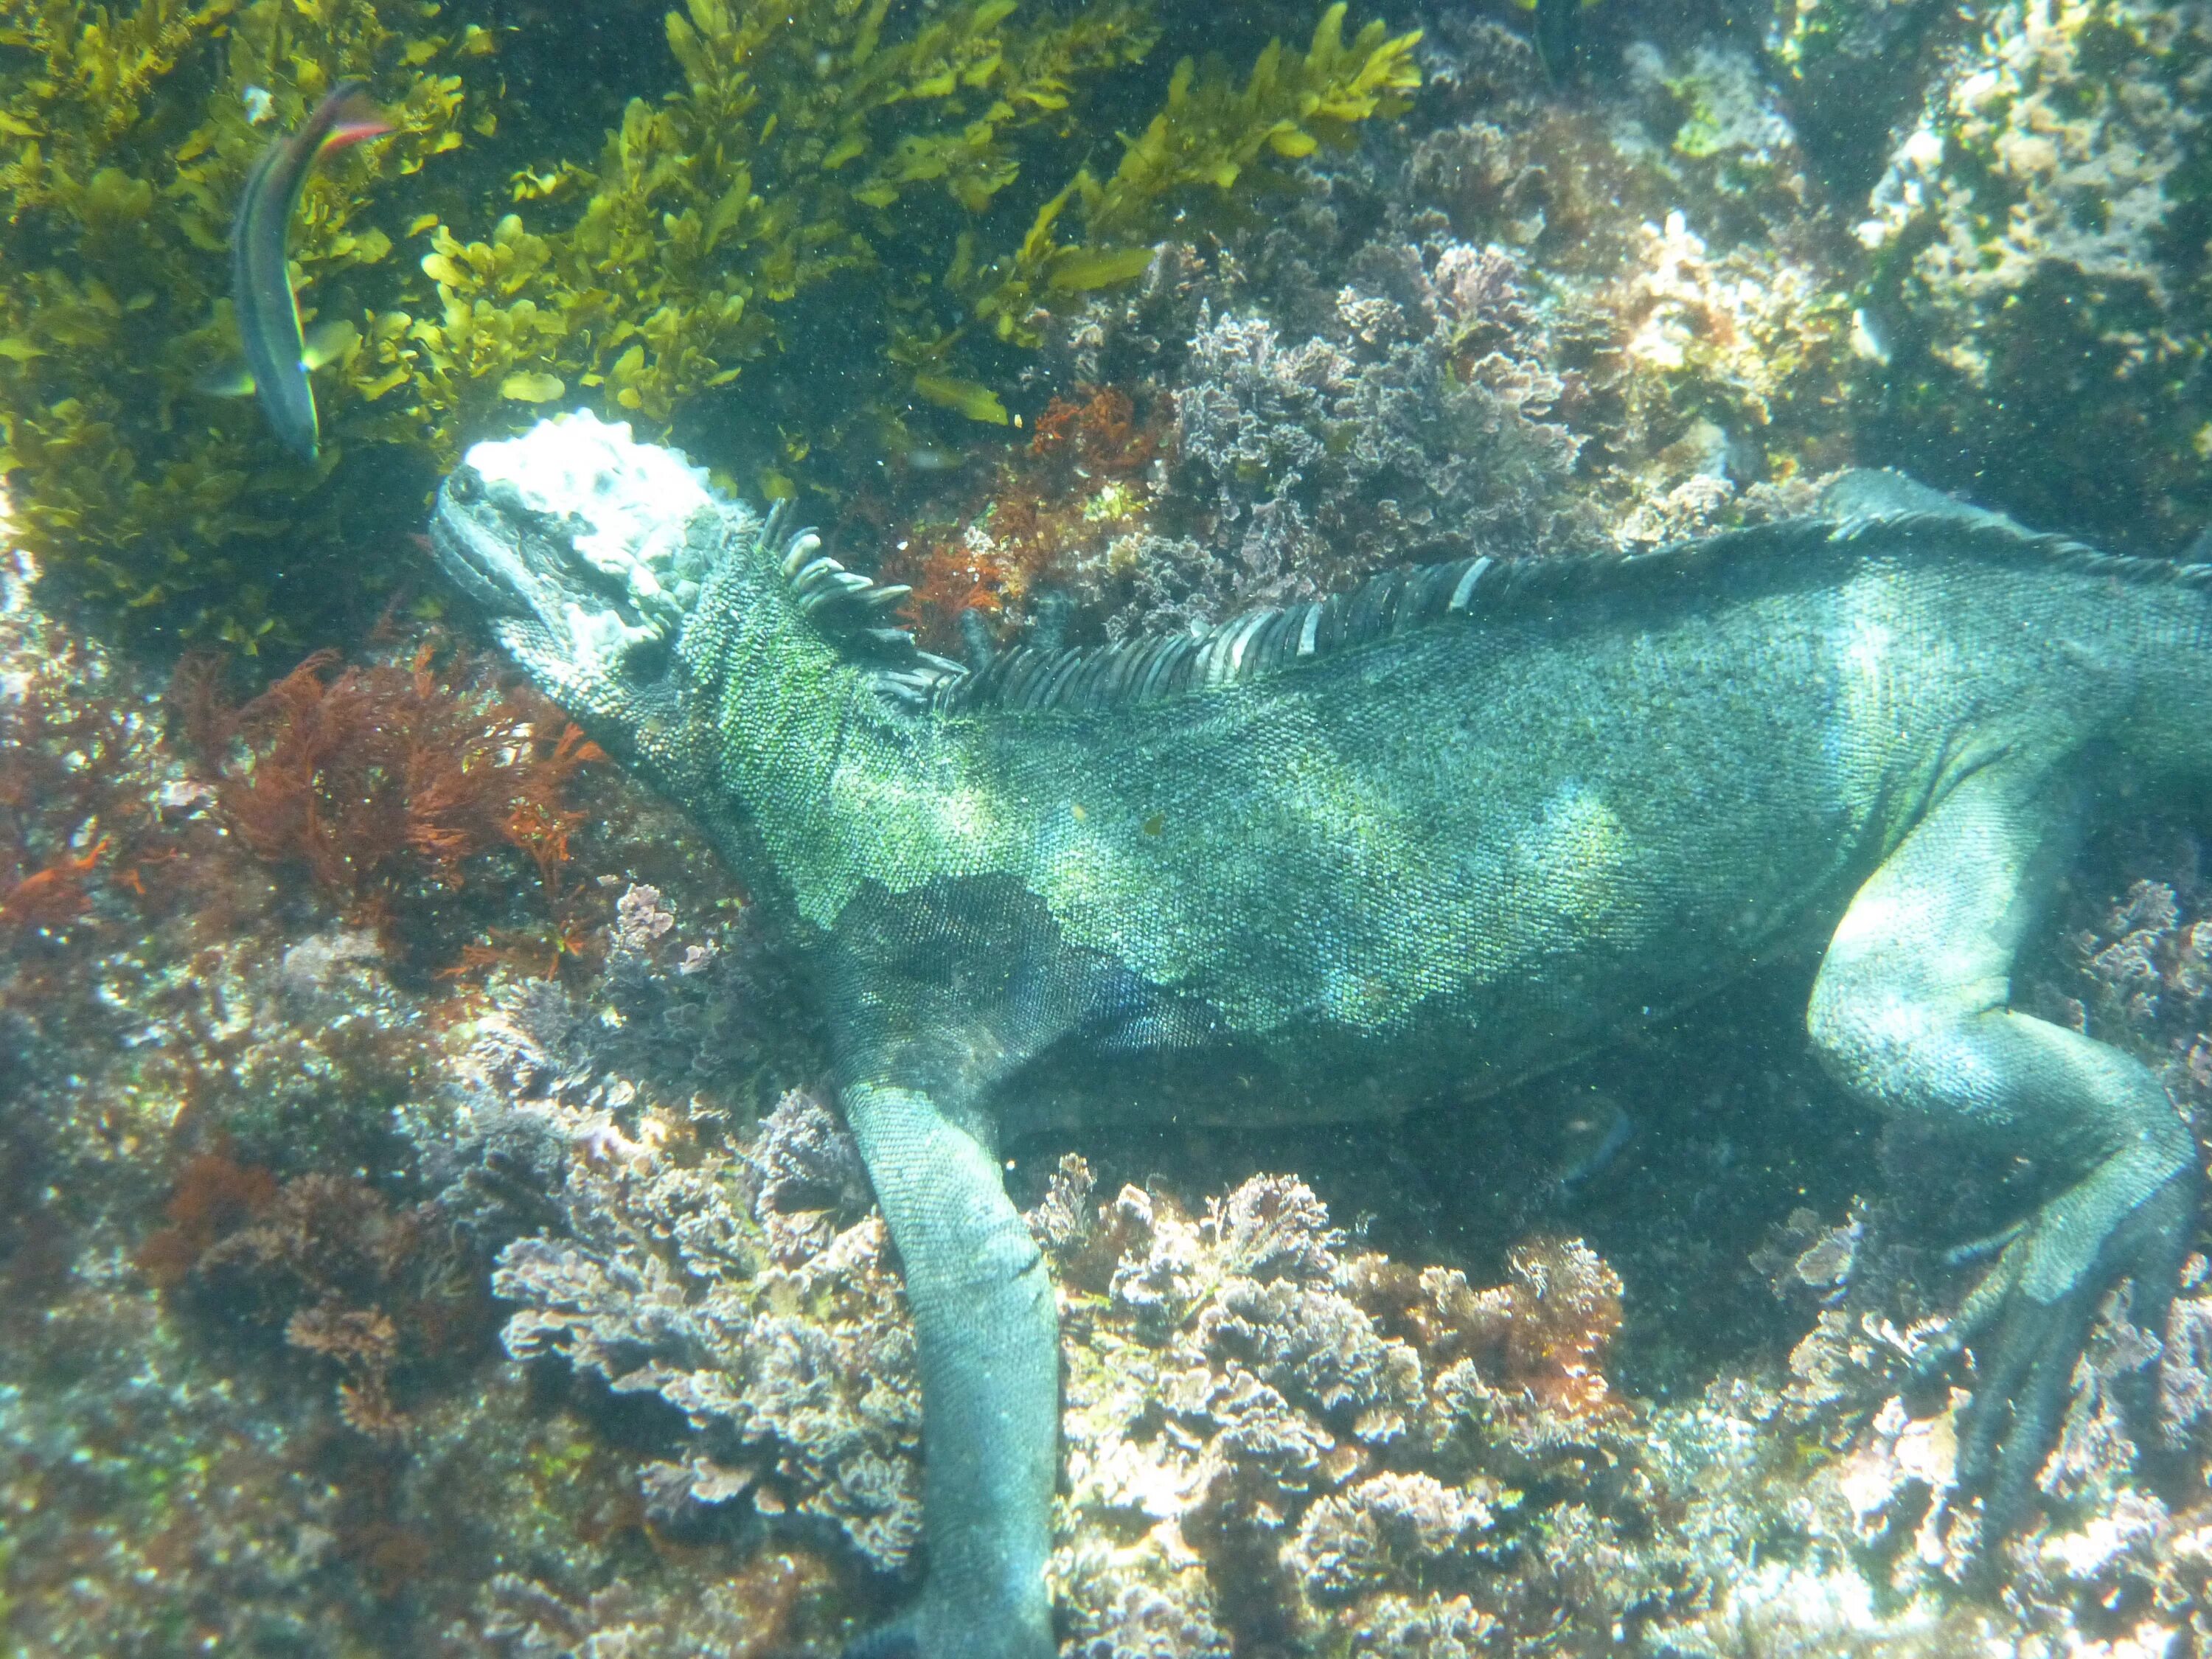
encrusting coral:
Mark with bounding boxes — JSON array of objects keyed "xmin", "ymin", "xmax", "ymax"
[{"xmin": 476, "ymin": 1051, "xmax": 1654, "ymax": 1650}]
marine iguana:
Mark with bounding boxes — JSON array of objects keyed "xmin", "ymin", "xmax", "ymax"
[{"xmin": 433, "ymin": 410, "xmax": 2202, "ymax": 1658}]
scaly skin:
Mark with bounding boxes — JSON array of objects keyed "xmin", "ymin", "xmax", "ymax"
[{"xmin": 434, "ymin": 414, "xmax": 2203, "ymax": 1653}]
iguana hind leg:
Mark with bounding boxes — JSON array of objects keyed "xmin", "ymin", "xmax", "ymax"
[
  {"xmin": 1806, "ymin": 762, "xmax": 2198, "ymax": 1534},
  {"xmin": 840, "ymin": 1079, "xmax": 1059, "ymax": 1659}
]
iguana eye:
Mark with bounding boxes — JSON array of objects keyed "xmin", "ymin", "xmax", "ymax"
[{"xmin": 448, "ymin": 467, "xmax": 481, "ymax": 504}]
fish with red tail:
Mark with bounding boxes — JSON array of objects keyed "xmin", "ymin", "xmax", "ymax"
[{"xmin": 205, "ymin": 81, "xmax": 393, "ymax": 462}]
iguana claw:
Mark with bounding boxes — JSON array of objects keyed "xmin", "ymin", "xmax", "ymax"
[{"xmin": 1933, "ymin": 1164, "xmax": 2196, "ymax": 1538}]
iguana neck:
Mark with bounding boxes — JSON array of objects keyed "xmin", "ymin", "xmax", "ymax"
[{"xmin": 676, "ymin": 543, "xmax": 936, "ymax": 926}]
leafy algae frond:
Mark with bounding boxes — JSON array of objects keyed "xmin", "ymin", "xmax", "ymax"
[
  {"xmin": 388, "ymin": 0, "xmax": 1163, "ymax": 450},
  {"xmin": 0, "ymin": 0, "xmax": 487, "ymax": 647},
  {"xmin": 0, "ymin": 0, "xmax": 1417, "ymax": 647},
  {"xmin": 403, "ymin": 0, "xmax": 1419, "ymax": 467},
  {"xmin": 975, "ymin": 4, "xmax": 1424, "ymax": 348}
]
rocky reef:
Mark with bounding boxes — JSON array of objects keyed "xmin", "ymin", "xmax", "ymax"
[
  {"xmin": 7, "ymin": 0, "xmax": 2212, "ymax": 1652},
  {"xmin": 1850, "ymin": 0, "xmax": 2212, "ymax": 552},
  {"xmin": 7, "ymin": 521, "xmax": 2212, "ymax": 1653}
]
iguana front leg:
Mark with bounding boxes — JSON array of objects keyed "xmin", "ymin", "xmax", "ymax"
[
  {"xmin": 840, "ymin": 1079, "xmax": 1059, "ymax": 1659},
  {"xmin": 1806, "ymin": 762, "xmax": 2199, "ymax": 1533}
]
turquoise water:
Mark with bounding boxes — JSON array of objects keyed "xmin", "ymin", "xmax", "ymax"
[{"xmin": 4, "ymin": 1, "xmax": 2211, "ymax": 1653}]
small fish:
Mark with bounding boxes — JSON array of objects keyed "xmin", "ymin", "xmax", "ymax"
[
  {"xmin": 900, "ymin": 444, "xmax": 965, "ymax": 473},
  {"xmin": 1555, "ymin": 1099, "xmax": 1634, "ymax": 1198},
  {"xmin": 240, "ymin": 85, "xmax": 276, "ymax": 125},
  {"xmin": 206, "ymin": 81, "xmax": 393, "ymax": 462},
  {"xmin": 1510, "ymin": 0, "xmax": 1604, "ymax": 82}
]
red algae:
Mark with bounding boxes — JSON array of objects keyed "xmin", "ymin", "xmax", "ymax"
[
  {"xmin": 0, "ymin": 625, "xmax": 170, "ymax": 946},
  {"xmin": 1027, "ymin": 384, "xmax": 1156, "ymax": 479},
  {"xmin": 0, "ymin": 834, "xmax": 108, "ymax": 928},
  {"xmin": 142, "ymin": 1152, "xmax": 488, "ymax": 1441},
  {"xmin": 172, "ymin": 642, "xmax": 605, "ymax": 957},
  {"xmin": 875, "ymin": 381, "xmax": 1167, "ymax": 650}
]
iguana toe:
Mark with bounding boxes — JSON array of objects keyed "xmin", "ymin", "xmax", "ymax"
[{"xmin": 1947, "ymin": 1164, "xmax": 2196, "ymax": 1539}]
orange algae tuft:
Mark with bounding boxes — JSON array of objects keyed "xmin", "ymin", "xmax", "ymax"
[
  {"xmin": 0, "ymin": 611, "xmax": 189, "ymax": 950},
  {"xmin": 141, "ymin": 1152, "xmax": 487, "ymax": 1441},
  {"xmin": 136, "ymin": 1151, "xmax": 282, "ymax": 1290},
  {"xmin": 0, "ymin": 835, "xmax": 109, "ymax": 930},
  {"xmin": 1403, "ymin": 1234, "xmax": 1628, "ymax": 1421},
  {"xmin": 1489, "ymin": 1235, "xmax": 1627, "ymax": 1418},
  {"xmin": 877, "ymin": 380, "xmax": 1166, "ymax": 650},
  {"xmin": 880, "ymin": 521, "xmax": 1041, "ymax": 645},
  {"xmin": 172, "ymin": 643, "xmax": 605, "ymax": 950},
  {"xmin": 1028, "ymin": 384, "xmax": 1155, "ymax": 477}
]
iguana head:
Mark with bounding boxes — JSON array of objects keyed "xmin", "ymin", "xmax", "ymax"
[
  {"xmin": 429, "ymin": 410, "xmax": 747, "ymax": 762},
  {"xmin": 434, "ymin": 413, "xmax": 965, "ymax": 743}
]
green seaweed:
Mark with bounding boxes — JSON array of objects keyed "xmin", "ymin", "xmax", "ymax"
[
  {"xmin": 0, "ymin": 0, "xmax": 1418, "ymax": 649},
  {"xmin": 400, "ymin": 0, "xmax": 1419, "ymax": 481},
  {"xmin": 972, "ymin": 4, "xmax": 1422, "ymax": 347},
  {"xmin": 0, "ymin": 0, "xmax": 487, "ymax": 647}
]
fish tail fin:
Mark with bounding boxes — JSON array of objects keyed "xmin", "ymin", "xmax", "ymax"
[{"xmin": 316, "ymin": 83, "xmax": 394, "ymax": 155}]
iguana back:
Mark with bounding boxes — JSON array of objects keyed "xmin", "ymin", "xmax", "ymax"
[{"xmin": 768, "ymin": 507, "xmax": 2206, "ymax": 1133}]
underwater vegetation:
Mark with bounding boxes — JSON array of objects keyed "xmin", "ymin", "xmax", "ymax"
[
  {"xmin": 873, "ymin": 16, "xmax": 1866, "ymax": 651},
  {"xmin": 0, "ymin": 0, "xmax": 487, "ymax": 647},
  {"xmin": 874, "ymin": 380, "xmax": 1166, "ymax": 648},
  {"xmin": 453, "ymin": 1009, "xmax": 1658, "ymax": 1653},
  {"xmin": 171, "ymin": 641, "xmax": 605, "ymax": 964},
  {"xmin": 399, "ymin": 0, "xmax": 1419, "ymax": 461},
  {"xmin": 10, "ymin": 0, "xmax": 2212, "ymax": 1655},
  {"xmin": 0, "ymin": 0, "xmax": 1417, "ymax": 650},
  {"xmin": 138, "ymin": 1149, "xmax": 488, "ymax": 1441}
]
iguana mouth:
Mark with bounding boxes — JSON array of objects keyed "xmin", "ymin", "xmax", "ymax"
[{"xmin": 426, "ymin": 474, "xmax": 533, "ymax": 619}]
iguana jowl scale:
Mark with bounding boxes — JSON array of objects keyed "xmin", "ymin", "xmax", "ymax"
[{"xmin": 434, "ymin": 411, "xmax": 2201, "ymax": 1658}]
